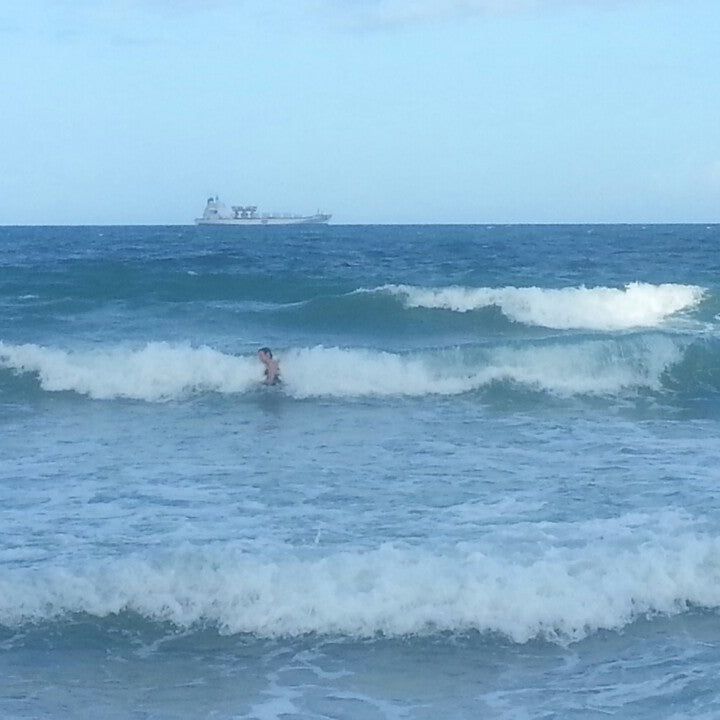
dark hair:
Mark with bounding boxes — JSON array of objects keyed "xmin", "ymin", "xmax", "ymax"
[{"xmin": 258, "ymin": 347, "xmax": 272, "ymax": 357}]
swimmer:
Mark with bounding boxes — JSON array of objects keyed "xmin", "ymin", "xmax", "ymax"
[{"xmin": 257, "ymin": 347, "xmax": 281, "ymax": 386}]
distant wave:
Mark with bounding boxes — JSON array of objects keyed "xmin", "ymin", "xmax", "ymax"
[
  {"xmin": 0, "ymin": 336, "xmax": 694, "ymax": 401},
  {"xmin": 2, "ymin": 519, "xmax": 720, "ymax": 643},
  {"xmin": 365, "ymin": 283, "xmax": 706, "ymax": 330}
]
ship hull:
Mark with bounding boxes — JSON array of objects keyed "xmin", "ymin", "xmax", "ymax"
[{"xmin": 195, "ymin": 214, "xmax": 331, "ymax": 226}]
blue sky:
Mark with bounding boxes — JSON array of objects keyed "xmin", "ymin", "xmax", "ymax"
[{"xmin": 1, "ymin": 0, "xmax": 718, "ymax": 224}]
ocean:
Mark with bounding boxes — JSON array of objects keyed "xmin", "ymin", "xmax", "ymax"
[{"xmin": 1, "ymin": 223, "xmax": 720, "ymax": 719}]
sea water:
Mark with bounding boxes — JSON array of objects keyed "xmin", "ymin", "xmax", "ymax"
[{"xmin": 1, "ymin": 224, "xmax": 719, "ymax": 719}]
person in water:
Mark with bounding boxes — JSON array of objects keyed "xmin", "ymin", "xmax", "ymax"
[{"xmin": 258, "ymin": 347, "xmax": 281, "ymax": 385}]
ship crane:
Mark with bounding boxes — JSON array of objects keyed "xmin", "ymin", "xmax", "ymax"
[{"xmin": 231, "ymin": 205, "xmax": 258, "ymax": 219}]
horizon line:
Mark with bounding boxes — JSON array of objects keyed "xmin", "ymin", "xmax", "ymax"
[{"xmin": 1, "ymin": 221, "xmax": 719, "ymax": 228}]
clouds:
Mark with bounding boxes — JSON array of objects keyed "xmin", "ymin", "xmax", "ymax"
[
  {"xmin": 282, "ymin": 0, "xmax": 525, "ymax": 31},
  {"xmin": 0, "ymin": 0, "xmax": 629, "ymax": 39},
  {"xmin": 316, "ymin": 0, "xmax": 613, "ymax": 28},
  {"xmin": 315, "ymin": 0, "xmax": 654, "ymax": 32},
  {"xmin": 331, "ymin": 0, "xmax": 533, "ymax": 27}
]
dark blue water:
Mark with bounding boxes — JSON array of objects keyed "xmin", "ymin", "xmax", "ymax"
[{"xmin": 2, "ymin": 224, "xmax": 720, "ymax": 719}]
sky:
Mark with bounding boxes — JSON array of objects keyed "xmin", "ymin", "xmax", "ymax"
[{"xmin": 0, "ymin": 0, "xmax": 718, "ymax": 224}]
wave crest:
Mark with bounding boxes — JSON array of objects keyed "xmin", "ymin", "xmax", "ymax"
[
  {"xmin": 3, "ymin": 531, "xmax": 720, "ymax": 643},
  {"xmin": 0, "ymin": 336, "xmax": 688, "ymax": 401},
  {"xmin": 372, "ymin": 283, "xmax": 706, "ymax": 330},
  {"xmin": 0, "ymin": 341, "xmax": 261, "ymax": 401}
]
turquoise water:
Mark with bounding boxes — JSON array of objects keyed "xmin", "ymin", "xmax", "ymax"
[{"xmin": 2, "ymin": 224, "xmax": 720, "ymax": 718}]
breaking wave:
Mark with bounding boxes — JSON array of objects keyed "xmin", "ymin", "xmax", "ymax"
[
  {"xmin": 368, "ymin": 282, "xmax": 706, "ymax": 330},
  {"xmin": 3, "ymin": 519, "xmax": 720, "ymax": 643},
  {"xmin": 0, "ymin": 335, "xmax": 694, "ymax": 401},
  {"xmin": 0, "ymin": 341, "xmax": 261, "ymax": 401}
]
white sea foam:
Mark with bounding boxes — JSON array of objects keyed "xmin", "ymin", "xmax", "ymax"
[
  {"xmin": 373, "ymin": 283, "xmax": 706, "ymax": 330},
  {"xmin": 0, "ymin": 336, "xmax": 686, "ymax": 401},
  {"xmin": 0, "ymin": 341, "xmax": 261, "ymax": 401},
  {"xmin": 283, "ymin": 337, "xmax": 684, "ymax": 398},
  {"xmin": 2, "ymin": 527, "xmax": 720, "ymax": 643},
  {"xmin": 282, "ymin": 345, "xmax": 473, "ymax": 398}
]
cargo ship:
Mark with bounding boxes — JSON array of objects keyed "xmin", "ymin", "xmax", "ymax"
[{"xmin": 195, "ymin": 197, "xmax": 331, "ymax": 225}]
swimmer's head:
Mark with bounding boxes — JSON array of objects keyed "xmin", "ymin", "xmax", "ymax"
[{"xmin": 258, "ymin": 347, "xmax": 273, "ymax": 359}]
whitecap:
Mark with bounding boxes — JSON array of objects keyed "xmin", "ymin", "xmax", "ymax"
[{"xmin": 367, "ymin": 283, "xmax": 706, "ymax": 331}]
